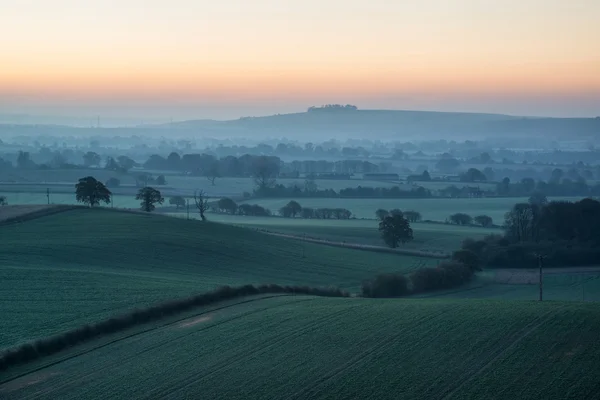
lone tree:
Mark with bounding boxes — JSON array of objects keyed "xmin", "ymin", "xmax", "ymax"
[
  {"xmin": 474, "ymin": 215, "xmax": 493, "ymax": 227},
  {"xmin": 75, "ymin": 176, "xmax": 112, "ymax": 207},
  {"xmin": 217, "ymin": 197, "xmax": 238, "ymax": 214},
  {"xmin": 375, "ymin": 208, "xmax": 389, "ymax": 221},
  {"xmin": 193, "ymin": 190, "xmax": 209, "ymax": 221},
  {"xmin": 205, "ymin": 162, "xmax": 220, "ymax": 186},
  {"xmin": 0, "ymin": 196, "xmax": 7, "ymax": 206},
  {"xmin": 136, "ymin": 187, "xmax": 164, "ymax": 212},
  {"xmin": 252, "ymin": 156, "xmax": 280, "ymax": 194},
  {"xmin": 378, "ymin": 213, "xmax": 413, "ymax": 248},
  {"xmin": 169, "ymin": 196, "xmax": 186, "ymax": 209},
  {"xmin": 280, "ymin": 200, "xmax": 302, "ymax": 218},
  {"xmin": 449, "ymin": 213, "xmax": 473, "ymax": 226}
]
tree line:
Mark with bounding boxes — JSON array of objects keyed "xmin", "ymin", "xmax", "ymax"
[
  {"xmin": 74, "ymin": 176, "xmax": 209, "ymax": 220},
  {"xmin": 462, "ymin": 196, "xmax": 600, "ymax": 268},
  {"xmin": 362, "ymin": 250, "xmax": 480, "ymax": 297}
]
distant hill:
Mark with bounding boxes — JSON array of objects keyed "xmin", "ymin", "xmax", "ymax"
[
  {"xmin": 145, "ymin": 109, "xmax": 600, "ymax": 140},
  {"xmin": 1, "ymin": 109, "xmax": 598, "ymax": 140}
]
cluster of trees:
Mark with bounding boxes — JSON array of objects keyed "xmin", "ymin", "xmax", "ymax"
[
  {"xmin": 463, "ymin": 197, "xmax": 600, "ymax": 268},
  {"xmin": 296, "ymin": 207, "xmax": 352, "ymax": 220},
  {"xmin": 338, "ymin": 186, "xmax": 431, "ymax": 198},
  {"xmin": 448, "ymin": 213, "xmax": 494, "ymax": 227},
  {"xmin": 496, "ymin": 175, "xmax": 600, "ymax": 197},
  {"xmin": 74, "ymin": 176, "xmax": 209, "ymax": 219},
  {"xmin": 362, "ymin": 250, "xmax": 480, "ymax": 297},
  {"xmin": 375, "ymin": 209, "xmax": 421, "ymax": 223},
  {"xmin": 277, "ymin": 200, "xmax": 352, "ymax": 220}
]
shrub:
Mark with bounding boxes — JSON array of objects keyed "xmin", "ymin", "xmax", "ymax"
[
  {"xmin": 362, "ymin": 273, "xmax": 410, "ymax": 298},
  {"xmin": 301, "ymin": 207, "xmax": 315, "ymax": 219},
  {"xmin": 449, "ymin": 213, "xmax": 473, "ymax": 225},
  {"xmin": 451, "ymin": 249, "xmax": 481, "ymax": 271},
  {"xmin": 410, "ymin": 262, "xmax": 475, "ymax": 294},
  {"xmin": 404, "ymin": 210, "xmax": 422, "ymax": 223},
  {"xmin": 474, "ymin": 215, "xmax": 493, "ymax": 227}
]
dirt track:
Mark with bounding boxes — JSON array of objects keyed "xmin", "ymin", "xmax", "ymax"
[{"xmin": 258, "ymin": 229, "xmax": 448, "ymax": 259}]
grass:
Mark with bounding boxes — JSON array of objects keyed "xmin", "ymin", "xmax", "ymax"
[
  {"xmin": 242, "ymin": 196, "xmax": 585, "ymax": 222},
  {"xmin": 0, "ymin": 208, "xmax": 437, "ymax": 349},
  {"xmin": 422, "ymin": 271, "xmax": 600, "ymax": 302},
  {"xmin": 2, "ymin": 296, "xmax": 599, "ymax": 399},
  {"xmin": 1, "ymin": 191, "xmax": 142, "ymax": 208},
  {"xmin": 203, "ymin": 214, "xmax": 500, "ymax": 254}
]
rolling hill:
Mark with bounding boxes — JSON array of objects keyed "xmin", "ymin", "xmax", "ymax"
[
  {"xmin": 148, "ymin": 109, "xmax": 600, "ymax": 140},
  {"xmin": 0, "ymin": 207, "xmax": 436, "ymax": 349},
  {"xmin": 1, "ymin": 295, "xmax": 599, "ymax": 399},
  {"xmin": 2, "ymin": 108, "xmax": 598, "ymax": 140}
]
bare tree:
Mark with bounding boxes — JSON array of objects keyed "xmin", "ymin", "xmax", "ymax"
[
  {"xmin": 252, "ymin": 156, "xmax": 279, "ymax": 194},
  {"xmin": 205, "ymin": 162, "xmax": 220, "ymax": 186},
  {"xmin": 193, "ymin": 190, "xmax": 209, "ymax": 221}
]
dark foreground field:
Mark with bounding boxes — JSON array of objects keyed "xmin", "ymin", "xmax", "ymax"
[{"xmin": 1, "ymin": 296, "xmax": 599, "ymax": 400}]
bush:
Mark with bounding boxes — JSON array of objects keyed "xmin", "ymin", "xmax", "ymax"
[
  {"xmin": 238, "ymin": 204, "xmax": 271, "ymax": 216},
  {"xmin": 451, "ymin": 249, "xmax": 481, "ymax": 271},
  {"xmin": 449, "ymin": 213, "xmax": 473, "ymax": 225},
  {"xmin": 404, "ymin": 210, "xmax": 422, "ymax": 223},
  {"xmin": 410, "ymin": 262, "xmax": 475, "ymax": 294},
  {"xmin": 362, "ymin": 273, "xmax": 410, "ymax": 298},
  {"xmin": 474, "ymin": 215, "xmax": 493, "ymax": 227}
]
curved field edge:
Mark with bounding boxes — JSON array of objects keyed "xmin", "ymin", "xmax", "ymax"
[
  {"xmin": 0, "ymin": 208, "xmax": 438, "ymax": 349},
  {"xmin": 0, "ymin": 284, "xmax": 348, "ymax": 373},
  {"xmin": 0, "ymin": 205, "xmax": 81, "ymax": 225},
  {"xmin": 2, "ymin": 297, "xmax": 599, "ymax": 400}
]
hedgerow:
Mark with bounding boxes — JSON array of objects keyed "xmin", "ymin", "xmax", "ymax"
[{"xmin": 0, "ymin": 284, "xmax": 348, "ymax": 372}]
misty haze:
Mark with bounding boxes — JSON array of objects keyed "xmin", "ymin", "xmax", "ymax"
[{"xmin": 1, "ymin": 1, "xmax": 600, "ymax": 399}]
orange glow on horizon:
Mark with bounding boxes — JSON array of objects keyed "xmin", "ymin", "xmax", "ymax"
[{"xmin": 2, "ymin": 0, "xmax": 599, "ymax": 116}]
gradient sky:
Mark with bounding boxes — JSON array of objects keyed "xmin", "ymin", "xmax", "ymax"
[{"xmin": 1, "ymin": 0, "xmax": 599, "ymax": 122}]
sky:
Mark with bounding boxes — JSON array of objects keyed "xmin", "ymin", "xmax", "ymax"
[{"xmin": 1, "ymin": 0, "xmax": 599, "ymax": 122}]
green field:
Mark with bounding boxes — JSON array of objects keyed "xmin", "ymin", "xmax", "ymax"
[
  {"xmin": 242, "ymin": 196, "xmax": 585, "ymax": 222},
  {"xmin": 1, "ymin": 168, "xmax": 403, "ymax": 198},
  {"xmin": 0, "ymin": 208, "xmax": 437, "ymax": 349},
  {"xmin": 2, "ymin": 191, "xmax": 142, "ymax": 208},
  {"xmin": 203, "ymin": 214, "xmax": 500, "ymax": 254},
  {"xmin": 2, "ymin": 296, "xmax": 599, "ymax": 399},
  {"xmin": 423, "ymin": 271, "xmax": 600, "ymax": 302}
]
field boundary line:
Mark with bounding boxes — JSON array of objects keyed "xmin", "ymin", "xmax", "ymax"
[
  {"xmin": 19, "ymin": 297, "xmax": 320, "ymax": 399},
  {"xmin": 440, "ymin": 306, "xmax": 561, "ymax": 400},
  {"xmin": 0, "ymin": 294, "xmax": 314, "ymax": 386},
  {"xmin": 0, "ymin": 205, "xmax": 82, "ymax": 226},
  {"xmin": 255, "ymin": 229, "xmax": 449, "ymax": 259}
]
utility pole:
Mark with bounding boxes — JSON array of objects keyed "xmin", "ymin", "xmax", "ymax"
[
  {"xmin": 538, "ymin": 254, "xmax": 544, "ymax": 301},
  {"xmin": 186, "ymin": 198, "xmax": 190, "ymax": 220},
  {"xmin": 302, "ymin": 233, "xmax": 306, "ymax": 258},
  {"xmin": 46, "ymin": 188, "xmax": 50, "ymax": 205}
]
